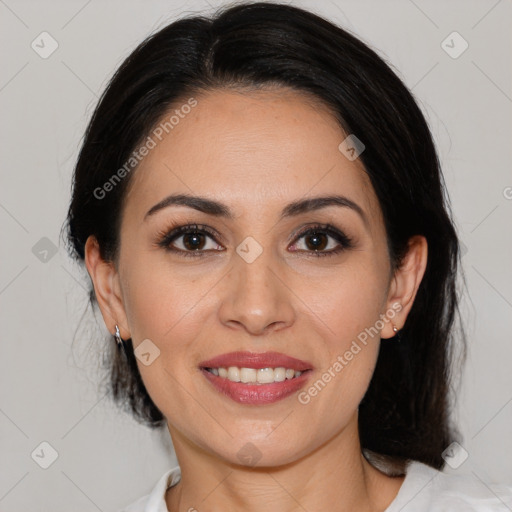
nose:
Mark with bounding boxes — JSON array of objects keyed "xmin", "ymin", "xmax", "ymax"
[{"xmin": 217, "ymin": 248, "xmax": 296, "ymax": 336}]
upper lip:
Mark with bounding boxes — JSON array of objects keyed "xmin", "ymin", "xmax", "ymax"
[{"xmin": 199, "ymin": 351, "xmax": 313, "ymax": 371}]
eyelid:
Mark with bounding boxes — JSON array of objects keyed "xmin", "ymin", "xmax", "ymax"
[
  {"xmin": 155, "ymin": 221, "xmax": 354, "ymax": 256},
  {"xmin": 156, "ymin": 222, "xmax": 224, "ymax": 243},
  {"xmin": 290, "ymin": 223, "xmax": 354, "ymax": 250}
]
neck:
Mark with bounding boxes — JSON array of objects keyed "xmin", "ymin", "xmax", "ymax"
[{"xmin": 165, "ymin": 415, "xmax": 404, "ymax": 512}]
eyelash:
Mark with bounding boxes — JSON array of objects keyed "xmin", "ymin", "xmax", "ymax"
[{"xmin": 155, "ymin": 222, "xmax": 354, "ymax": 259}]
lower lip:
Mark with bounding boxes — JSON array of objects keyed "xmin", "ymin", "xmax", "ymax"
[{"xmin": 200, "ymin": 368, "xmax": 311, "ymax": 405}]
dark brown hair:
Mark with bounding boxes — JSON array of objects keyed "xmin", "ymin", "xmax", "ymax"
[{"xmin": 62, "ymin": 1, "xmax": 467, "ymax": 473}]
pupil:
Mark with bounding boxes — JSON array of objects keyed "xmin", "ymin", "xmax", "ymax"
[
  {"xmin": 184, "ymin": 233, "xmax": 204, "ymax": 250},
  {"xmin": 306, "ymin": 233, "xmax": 327, "ymax": 251}
]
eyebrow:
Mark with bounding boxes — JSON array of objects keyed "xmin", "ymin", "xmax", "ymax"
[{"xmin": 144, "ymin": 193, "xmax": 369, "ymax": 228}]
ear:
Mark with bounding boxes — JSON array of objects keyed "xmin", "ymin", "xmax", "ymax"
[
  {"xmin": 381, "ymin": 235, "xmax": 428, "ymax": 339},
  {"xmin": 84, "ymin": 235, "xmax": 131, "ymax": 340}
]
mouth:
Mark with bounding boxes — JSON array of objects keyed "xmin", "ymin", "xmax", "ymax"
[
  {"xmin": 202, "ymin": 366, "xmax": 309, "ymax": 384},
  {"xmin": 198, "ymin": 351, "xmax": 313, "ymax": 405}
]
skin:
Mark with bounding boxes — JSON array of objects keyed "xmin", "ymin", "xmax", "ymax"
[{"xmin": 85, "ymin": 87, "xmax": 428, "ymax": 512}]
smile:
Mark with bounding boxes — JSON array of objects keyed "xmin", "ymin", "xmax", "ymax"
[
  {"xmin": 204, "ymin": 366, "xmax": 303, "ymax": 384},
  {"xmin": 199, "ymin": 351, "xmax": 313, "ymax": 404}
]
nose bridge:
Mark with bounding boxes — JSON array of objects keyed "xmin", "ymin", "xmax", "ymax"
[
  {"xmin": 218, "ymin": 239, "xmax": 295, "ymax": 334},
  {"xmin": 234, "ymin": 238, "xmax": 280, "ymax": 307}
]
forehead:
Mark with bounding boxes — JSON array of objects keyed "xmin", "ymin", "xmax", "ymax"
[{"xmin": 123, "ymin": 87, "xmax": 381, "ymax": 229}]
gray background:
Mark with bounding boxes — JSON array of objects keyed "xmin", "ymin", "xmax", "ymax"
[{"xmin": 1, "ymin": 0, "xmax": 511, "ymax": 510}]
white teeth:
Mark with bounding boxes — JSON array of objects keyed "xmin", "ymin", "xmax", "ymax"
[
  {"xmin": 207, "ymin": 366, "xmax": 304, "ymax": 384},
  {"xmin": 227, "ymin": 366, "xmax": 240, "ymax": 382},
  {"xmin": 274, "ymin": 367, "xmax": 286, "ymax": 382},
  {"xmin": 257, "ymin": 367, "xmax": 275, "ymax": 384},
  {"xmin": 240, "ymin": 367, "xmax": 257, "ymax": 383}
]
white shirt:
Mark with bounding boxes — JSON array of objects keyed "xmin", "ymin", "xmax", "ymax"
[{"xmin": 119, "ymin": 460, "xmax": 512, "ymax": 511}]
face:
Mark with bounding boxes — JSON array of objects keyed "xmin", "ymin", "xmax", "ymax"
[{"xmin": 91, "ymin": 87, "xmax": 407, "ymax": 467}]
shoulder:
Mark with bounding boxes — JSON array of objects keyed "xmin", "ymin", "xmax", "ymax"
[
  {"xmin": 389, "ymin": 460, "xmax": 512, "ymax": 511},
  {"xmin": 117, "ymin": 466, "xmax": 181, "ymax": 512},
  {"xmin": 429, "ymin": 467, "xmax": 512, "ymax": 511}
]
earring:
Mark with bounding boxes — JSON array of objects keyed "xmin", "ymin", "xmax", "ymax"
[
  {"xmin": 114, "ymin": 324, "xmax": 125, "ymax": 350},
  {"xmin": 392, "ymin": 324, "xmax": 401, "ymax": 342}
]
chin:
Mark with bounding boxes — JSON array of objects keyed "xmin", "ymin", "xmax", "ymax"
[{"xmin": 209, "ymin": 434, "xmax": 313, "ymax": 469}]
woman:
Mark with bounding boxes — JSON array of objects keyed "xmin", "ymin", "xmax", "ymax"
[{"xmin": 63, "ymin": 2, "xmax": 512, "ymax": 511}]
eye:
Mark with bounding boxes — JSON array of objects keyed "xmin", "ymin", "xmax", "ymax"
[
  {"xmin": 156, "ymin": 222, "xmax": 354, "ymax": 259},
  {"xmin": 156, "ymin": 223, "xmax": 224, "ymax": 258},
  {"xmin": 289, "ymin": 223, "xmax": 354, "ymax": 257}
]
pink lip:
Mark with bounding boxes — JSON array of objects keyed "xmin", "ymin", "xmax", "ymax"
[
  {"xmin": 198, "ymin": 351, "xmax": 313, "ymax": 405},
  {"xmin": 198, "ymin": 351, "xmax": 313, "ymax": 371},
  {"xmin": 200, "ymin": 368, "xmax": 312, "ymax": 405}
]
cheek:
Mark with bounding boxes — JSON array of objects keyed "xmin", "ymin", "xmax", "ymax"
[
  {"xmin": 119, "ymin": 259, "xmax": 206, "ymax": 418},
  {"xmin": 294, "ymin": 258, "xmax": 388, "ymax": 342},
  {"xmin": 297, "ymin": 260, "xmax": 386, "ymax": 396},
  {"xmin": 119, "ymin": 254, "xmax": 214, "ymax": 400},
  {"xmin": 120, "ymin": 253, "xmax": 210, "ymax": 344}
]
